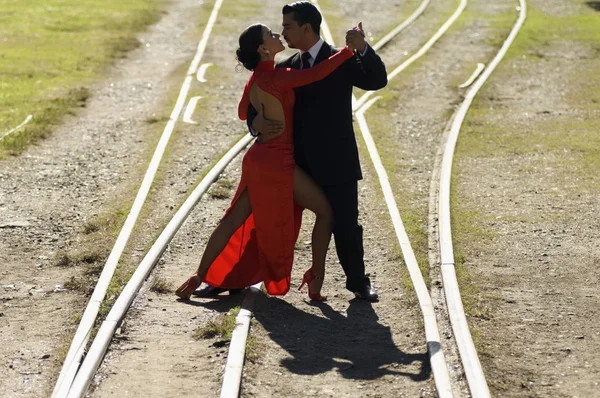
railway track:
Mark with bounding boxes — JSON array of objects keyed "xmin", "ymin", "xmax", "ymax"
[{"xmin": 50, "ymin": 0, "xmax": 526, "ymax": 396}]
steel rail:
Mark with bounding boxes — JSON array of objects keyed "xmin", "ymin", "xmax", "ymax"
[
  {"xmin": 354, "ymin": 0, "xmax": 468, "ymax": 110},
  {"xmin": 437, "ymin": 1, "xmax": 527, "ymax": 397},
  {"xmin": 52, "ymin": 0, "xmax": 225, "ymax": 396},
  {"xmin": 458, "ymin": 62, "xmax": 485, "ymax": 88},
  {"xmin": 220, "ymin": 282, "xmax": 262, "ymax": 398},
  {"xmin": 67, "ymin": 134, "xmax": 253, "ymax": 397},
  {"xmin": 349, "ymin": 1, "xmax": 470, "ymax": 396},
  {"xmin": 219, "ymin": 2, "xmax": 436, "ymax": 396},
  {"xmin": 58, "ymin": 0, "xmax": 472, "ymax": 395},
  {"xmin": 0, "ymin": 114, "xmax": 33, "ymax": 142},
  {"xmin": 355, "ymin": 98, "xmax": 453, "ymax": 397}
]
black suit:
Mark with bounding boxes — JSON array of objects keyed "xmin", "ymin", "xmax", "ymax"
[{"xmin": 248, "ymin": 43, "xmax": 387, "ymax": 291}]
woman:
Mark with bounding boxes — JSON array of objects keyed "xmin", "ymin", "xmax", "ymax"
[{"xmin": 176, "ymin": 24, "xmax": 356, "ymax": 301}]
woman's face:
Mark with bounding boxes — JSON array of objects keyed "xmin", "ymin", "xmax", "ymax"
[{"xmin": 261, "ymin": 25, "xmax": 285, "ymax": 55}]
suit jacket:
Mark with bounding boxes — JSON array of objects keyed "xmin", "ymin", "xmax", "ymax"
[{"xmin": 248, "ymin": 42, "xmax": 387, "ymax": 186}]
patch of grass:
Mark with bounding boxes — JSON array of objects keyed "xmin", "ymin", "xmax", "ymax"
[
  {"xmin": 0, "ymin": 0, "xmax": 167, "ymax": 157},
  {"xmin": 194, "ymin": 307, "xmax": 239, "ymax": 340},
  {"xmin": 145, "ymin": 114, "xmax": 169, "ymax": 124},
  {"xmin": 245, "ymin": 328, "xmax": 261, "ymax": 363},
  {"xmin": 149, "ymin": 276, "xmax": 172, "ymax": 294},
  {"xmin": 55, "ymin": 251, "xmax": 74, "ymax": 268},
  {"xmin": 209, "ymin": 186, "xmax": 231, "ymax": 199},
  {"xmin": 452, "ymin": 1, "xmax": 600, "ymax": 357},
  {"xmin": 59, "ymin": 196, "xmax": 135, "ymax": 313},
  {"xmin": 78, "ymin": 250, "xmax": 102, "ymax": 264},
  {"xmin": 209, "ymin": 177, "xmax": 236, "ymax": 199},
  {"xmin": 63, "ymin": 275, "xmax": 93, "ymax": 295},
  {"xmin": 83, "ymin": 220, "xmax": 100, "ymax": 234},
  {"xmin": 502, "ymin": 10, "xmax": 600, "ymax": 60},
  {"xmin": 71, "ymin": 312, "xmax": 82, "ymax": 324},
  {"xmin": 54, "ymin": 248, "xmax": 104, "ymax": 267},
  {"xmin": 83, "ymin": 263, "xmax": 104, "ymax": 278}
]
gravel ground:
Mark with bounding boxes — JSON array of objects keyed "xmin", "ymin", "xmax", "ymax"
[
  {"xmin": 453, "ymin": 0, "xmax": 600, "ymax": 396},
  {"xmin": 1, "ymin": 0, "xmax": 598, "ymax": 397},
  {"xmin": 0, "ymin": 0, "xmax": 217, "ymax": 395}
]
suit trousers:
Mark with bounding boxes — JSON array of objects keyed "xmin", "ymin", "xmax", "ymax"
[{"xmin": 321, "ymin": 180, "xmax": 369, "ymax": 291}]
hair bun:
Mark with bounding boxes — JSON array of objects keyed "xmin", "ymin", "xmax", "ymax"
[
  {"xmin": 236, "ymin": 24, "xmax": 264, "ymax": 71},
  {"xmin": 236, "ymin": 47, "xmax": 261, "ymax": 71}
]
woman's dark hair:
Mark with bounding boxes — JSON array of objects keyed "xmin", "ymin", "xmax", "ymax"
[
  {"xmin": 282, "ymin": 2, "xmax": 322, "ymax": 35},
  {"xmin": 236, "ymin": 24, "xmax": 264, "ymax": 71}
]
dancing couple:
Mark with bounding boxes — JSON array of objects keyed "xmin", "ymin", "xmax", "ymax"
[{"xmin": 176, "ymin": 2, "xmax": 387, "ymax": 302}]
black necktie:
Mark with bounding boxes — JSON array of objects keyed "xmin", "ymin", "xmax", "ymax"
[{"xmin": 301, "ymin": 52, "xmax": 312, "ymax": 69}]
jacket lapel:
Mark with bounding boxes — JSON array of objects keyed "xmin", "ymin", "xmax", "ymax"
[
  {"xmin": 290, "ymin": 52, "xmax": 302, "ymax": 69},
  {"xmin": 313, "ymin": 42, "xmax": 334, "ymax": 66}
]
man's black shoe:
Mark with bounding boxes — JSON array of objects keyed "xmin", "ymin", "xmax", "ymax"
[
  {"xmin": 353, "ymin": 285, "xmax": 379, "ymax": 302},
  {"xmin": 192, "ymin": 284, "xmax": 243, "ymax": 298}
]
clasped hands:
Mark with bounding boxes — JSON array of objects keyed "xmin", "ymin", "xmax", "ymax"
[{"xmin": 345, "ymin": 21, "xmax": 366, "ymax": 53}]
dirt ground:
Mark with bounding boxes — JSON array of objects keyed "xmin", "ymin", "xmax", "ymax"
[
  {"xmin": 1, "ymin": 0, "xmax": 599, "ymax": 397},
  {"xmin": 452, "ymin": 1, "xmax": 600, "ymax": 396}
]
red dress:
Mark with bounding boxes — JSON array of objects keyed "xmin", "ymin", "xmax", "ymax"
[{"xmin": 203, "ymin": 46, "xmax": 354, "ymax": 295}]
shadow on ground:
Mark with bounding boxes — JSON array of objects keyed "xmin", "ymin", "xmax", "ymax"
[
  {"xmin": 177, "ymin": 292, "xmax": 243, "ymax": 313},
  {"xmin": 252, "ymin": 295, "xmax": 431, "ymax": 382},
  {"xmin": 586, "ymin": 1, "xmax": 600, "ymax": 11}
]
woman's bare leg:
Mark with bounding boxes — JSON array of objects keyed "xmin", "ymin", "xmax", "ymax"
[
  {"xmin": 193, "ymin": 189, "xmax": 252, "ymax": 279},
  {"xmin": 176, "ymin": 189, "xmax": 251, "ymax": 299},
  {"xmin": 293, "ymin": 167, "xmax": 334, "ymax": 294}
]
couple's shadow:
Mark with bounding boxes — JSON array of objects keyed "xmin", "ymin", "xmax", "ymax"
[{"xmin": 198, "ymin": 293, "xmax": 430, "ymax": 382}]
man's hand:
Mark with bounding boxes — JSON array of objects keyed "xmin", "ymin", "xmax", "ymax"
[
  {"xmin": 251, "ymin": 104, "xmax": 284, "ymax": 139},
  {"xmin": 346, "ymin": 22, "xmax": 366, "ymax": 53}
]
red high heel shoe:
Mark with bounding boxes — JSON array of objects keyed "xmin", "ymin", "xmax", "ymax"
[
  {"xmin": 175, "ymin": 275, "xmax": 201, "ymax": 300},
  {"xmin": 298, "ymin": 269, "xmax": 327, "ymax": 301}
]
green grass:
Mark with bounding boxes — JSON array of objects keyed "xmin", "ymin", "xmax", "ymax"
[
  {"xmin": 194, "ymin": 308, "xmax": 239, "ymax": 340},
  {"xmin": 149, "ymin": 276, "xmax": 173, "ymax": 294},
  {"xmin": 503, "ymin": 11, "xmax": 600, "ymax": 59},
  {"xmin": 452, "ymin": 2, "xmax": 600, "ymax": 361},
  {"xmin": 209, "ymin": 177, "xmax": 236, "ymax": 199},
  {"xmin": 459, "ymin": 5, "xmax": 600, "ymax": 189},
  {"xmin": 0, "ymin": 0, "xmax": 167, "ymax": 157}
]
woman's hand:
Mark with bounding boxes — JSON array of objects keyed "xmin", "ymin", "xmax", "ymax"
[{"xmin": 345, "ymin": 22, "xmax": 366, "ymax": 53}]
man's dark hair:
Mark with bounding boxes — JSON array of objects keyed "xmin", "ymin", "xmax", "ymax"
[{"xmin": 282, "ymin": 2, "xmax": 322, "ymax": 36}]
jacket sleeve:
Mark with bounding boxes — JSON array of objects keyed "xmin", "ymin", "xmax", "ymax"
[
  {"xmin": 274, "ymin": 46, "xmax": 354, "ymax": 90},
  {"xmin": 348, "ymin": 44, "xmax": 388, "ymax": 90},
  {"xmin": 246, "ymin": 103, "xmax": 258, "ymax": 134}
]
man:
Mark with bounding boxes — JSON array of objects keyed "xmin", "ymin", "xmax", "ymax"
[{"xmin": 197, "ymin": 2, "xmax": 387, "ymax": 301}]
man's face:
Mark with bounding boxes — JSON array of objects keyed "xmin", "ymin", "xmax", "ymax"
[{"xmin": 281, "ymin": 13, "xmax": 305, "ymax": 50}]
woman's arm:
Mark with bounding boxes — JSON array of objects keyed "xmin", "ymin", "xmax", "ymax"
[
  {"xmin": 274, "ymin": 46, "xmax": 354, "ymax": 89},
  {"xmin": 238, "ymin": 75, "xmax": 254, "ymax": 120}
]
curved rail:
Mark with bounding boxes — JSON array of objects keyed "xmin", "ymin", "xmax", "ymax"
[
  {"xmin": 355, "ymin": 0, "xmax": 468, "ymax": 110},
  {"xmin": 67, "ymin": 134, "xmax": 253, "ymax": 397},
  {"xmin": 437, "ymin": 1, "xmax": 527, "ymax": 397},
  {"xmin": 350, "ymin": 1, "xmax": 469, "ymax": 395},
  {"xmin": 458, "ymin": 63, "xmax": 485, "ymax": 88},
  {"xmin": 52, "ymin": 0, "xmax": 225, "ymax": 396},
  {"xmin": 0, "ymin": 114, "xmax": 33, "ymax": 142},
  {"xmin": 355, "ymin": 97, "xmax": 453, "ymax": 397},
  {"xmin": 55, "ymin": 0, "xmax": 527, "ymax": 395},
  {"xmin": 222, "ymin": 1, "xmax": 437, "ymax": 396}
]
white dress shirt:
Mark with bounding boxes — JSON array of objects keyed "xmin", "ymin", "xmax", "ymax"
[{"xmin": 300, "ymin": 37, "xmax": 370, "ymax": 68}]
